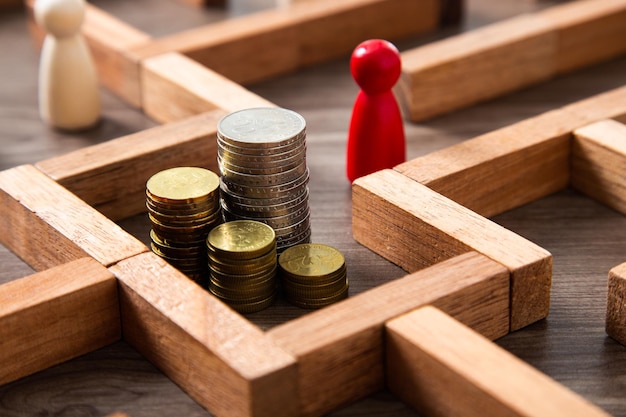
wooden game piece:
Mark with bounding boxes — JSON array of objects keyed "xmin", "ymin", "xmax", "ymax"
[
  {"xmin": 386, "ymin": 306, "xmax": 612, "ymax": 417},
  {"xmin": 607, "ymin": 261, "xmax": 626, "ymax": 346},
  {"xmin": 0, "ymin": 257, "xmax": 120, "ymax": 385},
  {"xmin": 110, "ymin": 252, "xmax": 298, "ymax": 417},
  {"xmin": 346, "ymin": 39, "xmax": 405, "ymax": 182},
  {"xmin": 141, "ymin": 52, "xmax": 275, "ymax": 123},
  {"xmin": 397, "ymin": 0, "xmax": 626, "ymax": 121},
  {"xmin": 35, "ymin": 0, "xmax": 101, "ymax": 130},
  {"xmin": 572, "ymin": 120, "xmax": 626, "ymax": 215},
  {"xmin": 395, "ymin": 85, "xmax": 626, "ymax": 218},
  {"xmin": 36, "ymin": 110, "xmax": 226, "ymax": 220},
  {"xmin": 0, "ymin": 165, "xmax": 147, "ymax": 271},
  {"xmin": 27, "ymin": 0, "xmax": 151, "ymax": 107},
  {"xmin": 129, "ymin": 0, "xmax": 441, "ymax": 86},
  {"xmin": 266, "ymin": 252, "xmax": 510, "ymax": 417},
  {"xmin": 352, "ymin": 169, "xmax": 552, "ymax": 331}
]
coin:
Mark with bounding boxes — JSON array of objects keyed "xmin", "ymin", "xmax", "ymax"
[
  {"xmin": 207, "ymin": 220, "xmax": 276, "ymax": 260},
  {"xmin": 146, "ymin": 167, "xmax": 219, "ymax": 204}
]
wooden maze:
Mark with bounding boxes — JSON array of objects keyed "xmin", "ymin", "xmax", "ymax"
[{"xmin": 2, "ymin": 0, "xmax": 626, "ymax": 416}]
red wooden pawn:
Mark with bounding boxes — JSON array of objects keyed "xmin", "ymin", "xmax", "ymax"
[{"xmin": 346, "ymin": 39, "xmax": 406, "ymax": 182}]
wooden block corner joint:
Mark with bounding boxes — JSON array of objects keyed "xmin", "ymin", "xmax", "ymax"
[
  {"xmin": 607, "ymin": 262, "xmax": 626, "ymax": 346},
  {"xmin": 572, "ymin": 119, "xmax": 626, "ymax": 216},
  {"xmin": 267, "ymin": 251, "xmax": 510, "ymax": 417},
  {"xmin": 352, "ymin": 169, "xmax": 551, "ymax": 331},
  {"xmin": 0, "ymin": 258, "xmax": 121, "ymax": 385},
  {"xmin": 110, "ymin": 252, "xmax": 297, "ymax": 417},
  {"xmin": 385, "ymin": 306, "xmax": 611, "ymax": 417}
]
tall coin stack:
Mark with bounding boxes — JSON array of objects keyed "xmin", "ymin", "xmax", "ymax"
[
  {"xmin": 207, "ymin": 220, "xmax": 277, "ymax": 313},
  {"xmin": 146, "ymin": 167, "xmax": 221, "ymax": 285},
  {"xmin": 217, "ymin": 107, "xmax": 311, "ymax": 253},
  {"xmin": 278, "ymin": 243, "xmax": 349, "ymax": 309}
]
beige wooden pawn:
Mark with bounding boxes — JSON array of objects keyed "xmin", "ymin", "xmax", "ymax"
[{"xmin": 35, "ymin": 0, "xmax": 100, "ymax": 131}]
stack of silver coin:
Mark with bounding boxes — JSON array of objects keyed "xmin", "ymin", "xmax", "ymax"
[{"xmin": 217, "ymin": 107, "xmax": 311, "ymax": 253}]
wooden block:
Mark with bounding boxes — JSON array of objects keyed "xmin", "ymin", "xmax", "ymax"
[
  {"xmin": 142, "ymin": 53, "xmax": 276, "ymax": 123},
  {"xmin": 0, "ymin": 258, "xmax": 120, "ymax": 385},
  {"xmin": 540, "ymin": 0, "xmax": 626, "ymax": 74},
  {"xmin": 397, "ymin": 13, "xmax": 557, "ymax": 121},
  {"xmin": 561, "ymin": 84, "xmax": 626, "ymax": 126},
  {"xmin": 26, "ymin": 0, "xmax": 151, "ymax": 108},
  {"xmin": 131, "ymin": 0, "xmax": 441, "ymax": 85},
  {"xmin": 572, "ymin": 120, "xmax": 626, "ymax": 215},
  {"xmin": 395, "ymin": 108, "xmax": 572, "ymax": 218},
  {"xmin": 352, "ymin": 169, "xmax": 552, "ymax": 331},
  {"xmin": 36, "ymin": 110, "xmax": 226, "ymax": 221},
  {"xmin": 0, "ymin": 165, "xmax": 147, "ymax": 271},
  {"xmin": 110, "ymin": 252, "xmax": 298, "ymax": 417},
  {"xmin": 386, "ymin": 306, "xmax": 612, "ymax": 417},
  {"xmin": 266, "ymin": 252, "xmax": 510, "ymax": 417},
  {"xmin": 398, "ymin": 0, "xmax": 626, "ymax": 121},
  {"xmin": 607, "ymin": 262, "xmax": 626, "ymax": 346}
]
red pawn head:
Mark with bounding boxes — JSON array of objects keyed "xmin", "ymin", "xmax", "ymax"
[{"xmin": 350, "ymin": 39, "xmax": 401, "ymax": 95}]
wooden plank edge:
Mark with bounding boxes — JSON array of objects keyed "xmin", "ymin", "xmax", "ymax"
[
  {"xmin": 352, "ymin": 169, "xmax": 551, "ymax": 331},
  {"xmin": 36, "ymin": 110, "xmax": 226, "ymax": 221},
  {"xmin": 0, "ymin": 258, "xmax": 121, "ymax": 385},
  {"xmin": 606, "ymin": 261, "xmax": 626, "ymax": 346},
  {"xmin": 386, "ymin": 306, "xmax": 611, "ymax": 417},
  {"xmin": 266, "ymin": 251, "xmax": 510, "ymax": 417},
  {"xmin": 0, "ymin": 165, "xmax": 148, "ymax": 270},
  {"xmin": 110, "ymin": 252, "xmax": 298, "ymax": 417}
]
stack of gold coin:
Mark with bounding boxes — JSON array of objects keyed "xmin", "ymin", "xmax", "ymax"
[
  {"xmin": 146, "ymin": 167, "xmax": 221, "ymax": 285},
  {"xmin": 217, "ymin": 107, "xmax": 311, "ymax": 253},
  {"xmin": 206, "ymin": 220, "xmax": 277, "ymax": 313},
  {"xmin": 278, "ymin": 243, "xmax": 348, "ymax": 309}
]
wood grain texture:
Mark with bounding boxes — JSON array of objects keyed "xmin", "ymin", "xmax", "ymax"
[
  {"xmin": 352, "ymin": 169, "xmax": 552, "ymax": 331},
  {"xmin": 397, "ymin": 0, "xmax": 626, "ymax": 121},
  {"xmin": 267, "ymin": 252, "xmax": 510, "ymax": 417},
  {"xmin": 130, "ymin": 0, "xmax": 440, "ymax": 85},
  {"xmin": 386, "ymin": 306, "xmax": 611, "ymax": 417},
  {"xmin": 606, "ymin": 261, "xmax": 626, "ymax": 346},
  {"xmin": 26, "ymin": 0, "xmax": 152, "ymax": 107},
  {"xmin": 0, "ymin": 258, "xmax": 120, "ymax": 385},
  {"xmin": 395, "ymin": 85, "xmax": 626, "ymax": 219},
  {"xmin": 110, "ymin": 252, "xmax": 298, "ymax": 417},
  {"xmin": 141, "ymin": 52, "xmax": 275, "ymax": 123},
  {"xmin": 572, "ymin": 120, "xmax": 626, "ymax": 215},
  {"xmin": 36, "ymin": 110, "xmax": 225, "ymax": 220},
  {"xmin": 0, "ymin": 165, "xmax": 148, "ymax": 270}
]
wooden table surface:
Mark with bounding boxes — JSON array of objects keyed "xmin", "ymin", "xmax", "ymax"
[{"xmin": 2, "ymin": 1, "xmax": 626, "ymax": 416}]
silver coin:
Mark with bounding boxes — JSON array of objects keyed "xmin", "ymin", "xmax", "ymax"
[
  {"xmin": 220, "ymin": 169, "xmax": 309, "ymax": 199},
  {"xmin": 219, "ymin": 161, "xmax": 308, "ymax": 188},
  {"xmin": 220, "ymin": 184, "xmax": 308, "ymax": 207}
]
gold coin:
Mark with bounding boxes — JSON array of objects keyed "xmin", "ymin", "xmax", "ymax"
[
  {"xmin": 278, "ymin": 243, "xmax": 345, "ymax": 279},
  {"xmin": 146, "ymin": 167, "xmax": 219, "ymax": 204},
  {"xmin": 285, "ymin": 283, "xmax": 349, "ymax": 309},
  {"xmin": 207, "ymin": 220, "xmax": 276, "ymax": 260}
]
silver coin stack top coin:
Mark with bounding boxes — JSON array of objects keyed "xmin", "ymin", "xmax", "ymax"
[{"xmin": 217, "ymin": 107, "xmax": 311, "ymax": 253}]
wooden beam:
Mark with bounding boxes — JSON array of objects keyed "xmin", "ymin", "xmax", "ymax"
[
  {"xmin": 352, "ymin": 169, "xmax": 552, "ymax": 331},
  {"xmin": 386, "ymin": 306, "xmax": 611, "ymax": 417},
  {"xmin": 36, "ymin": 110, "xmax": 226, "ymax": 220},
  {"xmin": 607, "ymin": 261, "xmax": 626, "ymax": 346},
  {"xmin": 141, "ymin": 53, "xmax": 275, "ymax": 123},
  {"xmin": 130, "ymin": 0, "xmax": 441, "ymax": 85},
  {"xmin": 0, "ymin": 165, "xmax": 147, "ymax": 271},
  {"xmin": 110, "ymin": 252, "xmax": 298, "ymax": 417},
  {"xmin": 0, "ymin": 258, "xmax": 120, "ymax": 385},
  {"xmin": 266, "ymin": 252, "xmax": 510, "ymax": 417},
  {"xmin": 397, "ymin": 0, "xmax": 626, "ymax": 121},
  {"xmin": 395, "ymin": 85, "xmax": 626, "ymax": 219},
  {"xmin": 572, "ymin": 120, "xmax": 626, "ymax": 215}
]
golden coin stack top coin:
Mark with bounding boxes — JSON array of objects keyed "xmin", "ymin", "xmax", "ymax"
[
  {"xmin": 206, "ymin": 220, "xmax": 278, "ymax": 313},
  {"xmin": 146, "ymin": 167, "xmax": 221, "ymax": 285},
  {"xmin": 278, "ymin": 243, "xmax": 348, "ymax": 309},
  {"xmin": 217, "ymin": 107, "xmax": 311, "ymax": 253}
]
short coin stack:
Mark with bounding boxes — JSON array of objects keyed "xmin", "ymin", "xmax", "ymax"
[
  {"xmin": 206, "ymin": 220, "xmax": 277, "ymax": 313},
  {"xmin": 278, "ymin": 243, "xmax": 349, "ymax": 309},
  {"xmin": 217, "ymin": 107, "xmax": 311, "ymax": 253},
  {"xmin": 146, "ymin": 167, "xmax": 221, "ymax": 285}
]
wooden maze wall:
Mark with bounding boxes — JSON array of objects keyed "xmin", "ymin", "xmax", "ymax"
[{"xmin": 2, "ymin": 0, "xmax": 626, "ymax": 416}]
